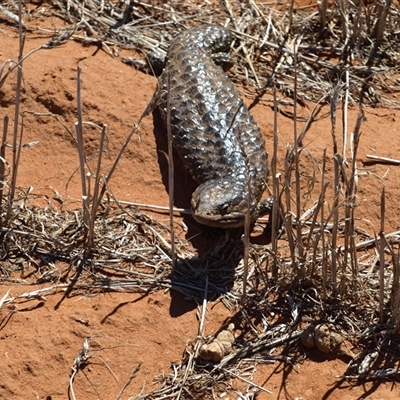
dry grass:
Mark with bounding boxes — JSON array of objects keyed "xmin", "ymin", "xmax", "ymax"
[
  {"xmin": 39, "ymin": 0, "xmax": 400, "ymax": 109},
  {"xmin": 1, "ymin": 0, "xmax": 400, "ymax": 398}
]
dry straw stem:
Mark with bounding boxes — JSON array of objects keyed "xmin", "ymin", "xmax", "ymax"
[
  {"xmin": 69, "ymin": 335, "xmax": 134, "ymax": 400},
  {"xmin": 88, "ymin": 124, "xmax": 107, "ymax": 249},
  {"xmin": 378, "ymin": 187, "xmax": 386, "ymax": 323},
  {"xmin": 393, "ymin": 285, "xmax": 400, "ymax": 334},
  {"xmin": 241, "ymin": 196, "xmax": 250, "ymax": 305},
  {"xmin": 366, "ymin": 154, "xmax": 400, "ymax": 164},
  {"xmin": 292, "ymin": 41, "xmax": 305, "ymax": 274},
  {"xmin": 339, "ymin": 109, "xmax": 364, "ymax": 294},
  {"xmin": 75, "ymin": 66, "xmax": 89, "ymax": 229},
  {"xmin": 0, "ymin": 4, "xmax": 22, "ymax": 25},
  {"xmin": 0, "ymin": 289, "xmax": 11, "ymax": 311},
  {"xmin": 270, "ymin": 87, "xmax": 279, "ymax": 277},
  {"xmin": 0, "ymin": 116, "xmax": 9, "ymax": 215},
  {"xmin": 6, "ymin": 1, "xmax": 25, "ymax": 226},
  {"xmin": 174, "ymin": 291, "xmax": 209, "ymax": 400},
  {"xmin": 116, "ymin": 363, "xmax": 141, "ymax": 400},
  {"xmin": 69, "ymin": 337, "xmax": 91, "ymax": 400},
  {"xmin": 166, "ymin": 71, "xmax": 176, "ymax": 269},
  {"xmin": 319, "ymin": 151, "xmax": 328, "ymax": 298}
]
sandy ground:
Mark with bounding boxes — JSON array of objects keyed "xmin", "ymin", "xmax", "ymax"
[{"xmin": 0, "ymin": 2, "xmax": 400, "ymax": 400}]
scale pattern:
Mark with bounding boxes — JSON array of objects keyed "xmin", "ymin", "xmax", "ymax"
[{"xmin": 156, "ymin": 24, "xmax": 268, "ymax": 228}]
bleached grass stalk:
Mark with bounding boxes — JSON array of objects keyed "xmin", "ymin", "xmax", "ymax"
[
  {"xmin": 271, "ymin": 86, "xmax": 279, "ymax": 278},
  {"xmin": 69, "ymin": 336, "xmax": 120, "ymax": 400},
  {"xmin": 0, "ymin": 4, "xmax": 21, "ymax": 25},
  {"xmin": 8, "ymin": 113, "xmax": 24, "ymax": 215},
  {"xmin": 69, "ymin": 337, "xmax": 90, "ymax": 400},
  {"xmin": 393, "ymin": 290, "xmax": 400, "ymax": 334},
  {"xmin": 0, "ymin": 289, "xmax": 11, "ymax": 311},
  {"xmin": 5, "ymin": 0, "xmax": 25, "ymax": 225},
  {"xmin": 379, "ymin": 187, "xmax": 385, "ymax": 323},
  {"xmin": 331, "ymin": 104, "xmax": 362, "ymax": 295},
  {"xmin": 351, "ymin": 0, "xmax": 363, "ymax": 48},
  {"xmin": 166, "ymin": 71, "xmax": 176, "ymax": 269},
  {"xmin": 375, "ymin": 0, "xmax": 389, "ymax": 44},
  {"xmin": 331, "ymin": 161, "xmax": 340, "ymax": 293},
  {"xmin": 0, "ymin": 116, "xmax": 9, "ymax": 217},
  {"xmin": 198, "ymin": 273, "xmax": 209, "ymax": 341},
  {"xmin": 88, "ymin": 124, "xmax": 107, "ymax": 249},
  {"xmin": 392, "ymin": 239, "xmax": 400, "ymax": 332},
  {"xmin": 241, "ymin": 168, "xmax": 251, "ymax": 305},
  {"xmin": 330, "ymin": 84, "xmax": 339, "ymax": 155},
  {"xmin": 308, "ymin": 166, "xmax": 329, "ymax": 278},
  {"xmin": 320, "ymin": 151, "xmax": 328, "ymax": 299},
  {"xmin": 336, "ymin": 0, "xmax": 349, "ymax": 41},
  {"xmin": 281, "ymin": 49, "xmax": 304, "ymax": 277},
  {"xmin": 74, "ymin": 69, "xmax": 110, "ymax": 249},
  {"xmin": 318, "ymin": 0, "xmax": 328, "ymax": 32},
  {"xmin": 376, "ymin": 220, "xmax": 400, "ymax": 330},
  {"xmin": 176, "ymin": 275, "xmax": 209, "ymax": 400},
  {"xmin": 116, "ymin": 364, "xmax": 141, "ymax": 400},
  {"xmin": 75, "ymin": 66, "xmax": 89, "ymax": 230},
  {"xmin": 288, "ymin": 0, "xmax": 295, "ymax": 34},
  {"xmin": 347, "ymin": 110, "xmax": 363, "ymax": 283},
  {"xmin": 391, "ymin": 242, "xmax": 400, "ymax": 331},
  {"xmin": 292, "ymin": 42, "xmax": 305, "ymax": 274},
  {"xmin": 107, "ymin": 199, "xmax": 189, "ymax": 214},
  {"xmin": 330, "ymin": 84, "xmax": 340, "ymax": 294},
  {"xmin": 365, "ymin": 154, "xmax": 400, "ymax": 164},
  {"xmin": 304, "ymin": 170, "xmax": 328, "ymax": 250},
  {"xmin": 342, "ymin": 70, "xmax": 349, "ymax": 162},
  {"xmin": 283, "ymin": 157, "xmax": 296, "ymax": 275}
]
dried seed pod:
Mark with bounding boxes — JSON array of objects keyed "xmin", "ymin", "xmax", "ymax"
[
  {"xmin": 199, "ymin": 323, "xmax": 235, "ymax": 362},
  {"xmin": 301, "ymin": 324, "xmax": 356, "ymax": 359},
  {"xmin": 314, "ymin": 323, "xmax": 356, "ymax": 358}
]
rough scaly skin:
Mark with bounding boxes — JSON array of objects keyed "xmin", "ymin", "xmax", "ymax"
[{"xmin": 156, "ymin": 24, "xmax": 268, "ymax": 228}]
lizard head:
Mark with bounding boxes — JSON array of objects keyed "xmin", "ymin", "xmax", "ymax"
[{"xmin": 190, "ymin": 177, "xmax": 258, "ymax": 228}]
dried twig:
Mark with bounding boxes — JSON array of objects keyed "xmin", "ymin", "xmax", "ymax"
[{"xmin": 366, "ymin": 154, "xmax": 400, "ymax": 165}]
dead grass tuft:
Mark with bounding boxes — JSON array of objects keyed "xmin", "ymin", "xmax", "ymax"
[{"xmin": 43, "ymin": 0, "xmax": 400, "ymax": 109}]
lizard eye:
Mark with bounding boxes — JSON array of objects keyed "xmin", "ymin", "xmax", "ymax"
[{"xmin": 219, "ymin": 203, "xmax": 229, "ymax": 216}]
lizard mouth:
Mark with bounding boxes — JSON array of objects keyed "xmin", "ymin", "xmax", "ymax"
[
  {"xmin": 190, "ymin": 179, "xmax": 255, "ymax": 228},
  {"xmin": 191, "ymin": 209, "xmax": 246, "ymax": 228}
]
